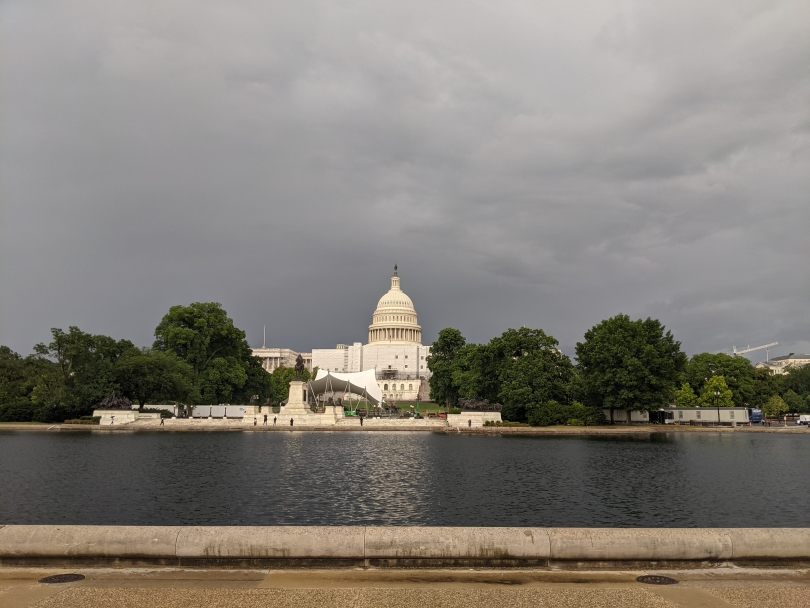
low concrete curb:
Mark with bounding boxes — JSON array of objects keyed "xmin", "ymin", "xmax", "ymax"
[{"xmin": 1, "ymin": 526, "xmax": 808, "ymax": 568}]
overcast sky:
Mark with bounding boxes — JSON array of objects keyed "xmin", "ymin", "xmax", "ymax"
[{"xmin": 1, "ymin": 0, "xmax": 808, "ymax": 362}]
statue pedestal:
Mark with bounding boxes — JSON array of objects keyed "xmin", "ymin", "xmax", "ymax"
[{"xmin": 282, "ymin": 380, "xmax": 311, "ymax": 423}]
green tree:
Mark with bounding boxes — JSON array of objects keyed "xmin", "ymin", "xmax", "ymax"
[
  {"xmin": 683, "ymin": 353, "xmax": 756, "ymax": 408},
  {"xmin": 575, "ymin": 314, "xmax": 687, "ymax": 422},
  {"xmin": 232, "ymin": 356, "xmax": 273, "ymax": 405},
  {"xmin": 450, "ymin": 327, "xmax": 576, "ymax": 423},
  {"xmin": 749, "ymin": 367, "xmax": 781, "ymax": 408},
  {"xmin": 673, "ymin": 382, "xmax": 699, "ymax": 408},
  {"xmin": 782, "ymin": 389, "xmax": 807, "ymax": 413},
  {"xmin": 153, "ymin": 302, "xmax": 266, "ymax": 403},
  {"xmin": 782, "ymin": 364, "xmax": 810, "ymax": 400},
  {"xmin": 115, "ymin": 349, "xmax": 195, "ymax": 408},
  {"xmin": 427, "ymin": 328, "xmax": 466, "ymax": 409},
  {"xmin": 762, "ymin": 395, "xmax": 788, "ymax": 419},
  {"xmin": 699, "ymin": 375, "xmax": 734, "ymax": 408},
  {"xmin": 0, "ymin": 346, "xmax": 41, "ymax": 421},
  {"xmin": 30, "ymin": 327, "xmax": 133, "ymax": 421}
]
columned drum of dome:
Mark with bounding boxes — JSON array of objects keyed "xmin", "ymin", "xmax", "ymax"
[{"xmin": 368, "ymin": 266, "xmax": 422, "ymax": 344}]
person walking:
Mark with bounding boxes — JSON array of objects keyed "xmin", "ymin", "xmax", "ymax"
[
  {"xmin": 290, "ymin": 418, "xmax": 294, "ymax": 427},
  {"xmin": 468, "ymin": 419, "xmax": 471, "ymax": 428},
  {"xmin": 263, "ymin": 414, "xmax": 268, "ymax": 426},
  {"xmin": 160, "ymin": 417, "xmax": 164, "ymax": 426},
  {"xmin": 273, "ymin": 416, "xmax": 277, "ymax": 426},
  {"xmin": 360, "ymin": 415, "xmax": 364, "ymax": 427},
  {"xmin": 254, "ymin": 417, "xmax": 257, "ymax": 426}
]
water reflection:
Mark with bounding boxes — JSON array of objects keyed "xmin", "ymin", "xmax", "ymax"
[{"xmin": 0, "ymin": 430, "xmax": 808, "ymax": 527}]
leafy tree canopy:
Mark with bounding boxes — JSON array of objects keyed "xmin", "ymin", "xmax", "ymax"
[
  {"xmin": 674, "ymin": 382, "xmax": 699, "ymax": 408},
  {"xmin": 762, "ymin": 395, "xmax": 788, "ymax": 418},
  {"xmin": 427, "ymin": 328, "xmax": 466, "ymax": 408},
  {"xmin": 575, "ymin": 314, "xmax": 686, "ymax": 413},
  {"xmin": 450, "ymin": 327, "xmax": 577, "ymax": 423},
  {"xmin": 782, "ymin": 389, "xmax": 807, "ymax": 414},
  {"xmin": 782, "ymin": 364, "xmax": 810, "ymax": 399},
  {"xmin": 116, "ymin": 348, "xmax": 195, "ymax": 407},
  {"xmin": 699, "ymin": 375, "xmax": 734, "ymax": 408},
  {"xmin": 153, "ymin": 302, "xmax": 269, "ymax": 404},
  {"xmin": 683, "ymin": 353, "xmax": 757, "ymax": 408}
]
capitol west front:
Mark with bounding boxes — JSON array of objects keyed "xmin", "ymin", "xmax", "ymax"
[{"xmin": 252, "ymin": 267, "xmax": 431, "ymax": 402}]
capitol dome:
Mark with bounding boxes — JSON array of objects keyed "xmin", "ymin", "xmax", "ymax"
[{"xmin": 368, "ymin": 266, "xmax": 422, "ymax": 344}]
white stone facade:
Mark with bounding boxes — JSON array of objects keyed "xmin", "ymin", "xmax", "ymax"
[
  {"xmin": 254, "ymin": 267, "xmax": 432, "ymax": 403},
  {"xmin": 252, "ymin": 347, "xmax": 312, "ymax": 373},
  {"xmin": 755, "ymin": 353, "xmax": 810, "ymax": 375}
]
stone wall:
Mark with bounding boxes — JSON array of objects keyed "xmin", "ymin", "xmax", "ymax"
[
  {"xmin": 447, "ymin": 412, "xmax": 503, "ymax": 427},
  {"xmin": 2, "ymin": 525, "xmax": 809, "ymax": 567}
]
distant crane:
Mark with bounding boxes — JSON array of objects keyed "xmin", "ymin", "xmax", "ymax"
[{"xmin": 732, "ymin": 342, "xmax": 778, "ymax": 361}]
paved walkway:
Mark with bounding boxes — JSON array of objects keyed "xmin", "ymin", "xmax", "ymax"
[{"xmin": 1, "ymin": 567, "xmax": 808, "ymax": 607}]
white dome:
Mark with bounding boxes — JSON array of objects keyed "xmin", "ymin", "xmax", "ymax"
[
  {"xmin": 368, "ymin": 266, "xmax": 422, "ymax": 344},
  {"xmin": 376, "ymin": 286, "xmax": 414, "ymax": 311}
]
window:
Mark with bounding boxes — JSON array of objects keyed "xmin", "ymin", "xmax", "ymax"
[
  {"xmin": 405, "ymin": 355, "xmax": 408, "ymax": 359},
  {"xmin": 400, "ymin": 384, "xmax": 405, "ymax": 390},
  {"xmin": 421, "ymin": 365, "xmax": 424, "ymax": 369},
  {"xmin": 408, "ymin": 384, "xmax": 413, "ymax": 390},
  {"xmin": 384, "ymin": 384, "xmax": 389, "ymax": 390},
  {"xmin": 678, "ymin": 411, "xmax": 683, "ymax": 419},
  {"xmin": 696, "ymin": 411, "xmax": 701, "ymax": 420},
  {"xmin": 404, "ymin": 365, "xmax": 408, "ymax": 368},
  {"xmin": 730, "ymin": 411, "xmax": 734, "ymax": 419},
  {"xmin": 395, "ymin": 355, "xmax": 398, "ymax": 359},
  {"xmin": 421, "ymin": 356, "xmax": 424, "ymax": 360}
]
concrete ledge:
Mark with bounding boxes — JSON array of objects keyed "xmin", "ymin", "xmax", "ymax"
[
  {"xmin": 1, "ymin": 526, "xmax": 809, "ymax": 568},
  {"xmin": 365, "ymin": 527, "xmax": 549, "ymax": 565},
  {"xmin": 175, "ymin": 526, "xmax": 364, "ymax": 560},
  {"xmin": 0, "ymin": 525, "xmax": 178, "ymax": 559},
  {"xmin": 549, "ymin": 528, "xmax": 733, "ymax": 562}
]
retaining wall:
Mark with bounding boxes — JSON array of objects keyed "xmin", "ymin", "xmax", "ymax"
[{"xmin": 1, "ymin": 526, "xmax": 808, "ymax": 568}]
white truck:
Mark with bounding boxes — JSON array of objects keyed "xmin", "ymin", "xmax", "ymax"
[{"xmin": 798, "ymin": 415, "xmax": 810, "ymax": 426}]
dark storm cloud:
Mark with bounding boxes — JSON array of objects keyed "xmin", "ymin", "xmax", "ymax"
[{"xmin": 1, "ymin": 0, "xmax": 808, "ymax": 361}]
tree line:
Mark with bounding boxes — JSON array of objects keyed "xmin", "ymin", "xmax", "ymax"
[
  {"xmin": 0, "ymin": 302, "xmax": 311, "ymax": 422},
  {"xmin": 427, "ymin": 314, "xmax": 810, "ymax": 425}
]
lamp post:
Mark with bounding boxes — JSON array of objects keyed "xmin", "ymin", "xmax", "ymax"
[{"xmin": 714, "ymin": 390, "xmax": 720, "ymax": 425}]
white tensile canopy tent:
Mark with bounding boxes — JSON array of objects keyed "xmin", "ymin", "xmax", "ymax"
[{"xmin": 308, "ymin": 369, "xmax": 382, "ymax": 406}]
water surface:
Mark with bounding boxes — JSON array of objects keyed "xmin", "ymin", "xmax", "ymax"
[{"xmin": 1, "ymin": 430, "xmax": 807, "ymax": 526}]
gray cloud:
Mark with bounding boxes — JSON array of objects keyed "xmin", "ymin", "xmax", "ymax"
[{"xmin": 1, "ymin": 0, "xmax": 808, "ymax": 362}]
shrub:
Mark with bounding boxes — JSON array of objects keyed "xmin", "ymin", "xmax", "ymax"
[
  {"xmin": 449, "ymin": 407, "xmax": 462, "ymax": 414},
  {"xmin": 528, "ymin": 401, "xmax": 605, "ymax": 426},
  {"xmin": 64, "ymin": 418, "xmax": 99, "ymax": 425}
]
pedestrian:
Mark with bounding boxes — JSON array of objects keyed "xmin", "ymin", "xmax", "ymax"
[
  {"xmin": 254, "ymin": 417, "xmax": 257, "ymax": 426},
  {"xmin": 160, "ymin": 417, "xmax": 164, "ymax": 426},
  {"xmin": 263, "ymin": 414, "xmax": 267, "ymax": 426},
  {"xmin": 273, "ymin": 416, "xmax": 277, "ymax": 426},
  {"xmin": 290, "ymin": 418, "xmax": 294, "ymax": 427},
  {"xmin": 360, "ymin": 415, "xmax": 364, "ymax": 427},
  {"xmin": 468, "ymin": 419, "xmax": 471, "ymax": 428},
  {"xmin": 110, "ymin": 415, "xmax": 115, "ymax": 425}
]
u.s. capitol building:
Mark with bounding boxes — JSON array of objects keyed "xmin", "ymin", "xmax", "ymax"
[{"xmin": 252, "ymin": 266, "xmax": 431, "ymax": 402}]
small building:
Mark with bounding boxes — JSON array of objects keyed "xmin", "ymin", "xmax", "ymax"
[
  {"xmin": 602, "ymin": 409, "xmax": 650, "ymax": 423},
  {"xmin": 658, "ymin": 407, "xmax": 749, "ymax": 425}
]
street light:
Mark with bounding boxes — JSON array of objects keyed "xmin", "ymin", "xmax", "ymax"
[{"xmin": 714, "ymin": 390, "xmax": 720, "ymax": 425}]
